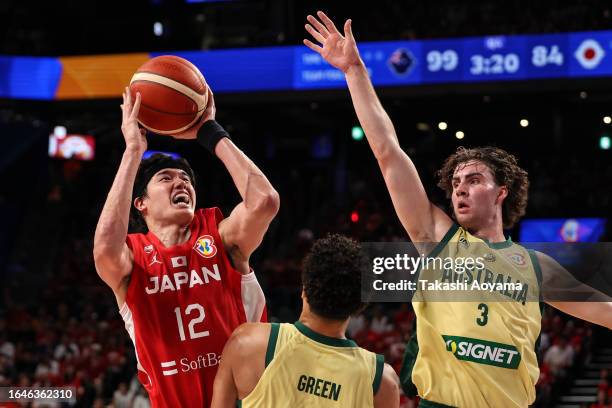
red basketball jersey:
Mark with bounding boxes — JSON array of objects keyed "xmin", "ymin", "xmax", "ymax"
[{"xmin": 121, "ymin": 208, "xmax": 263, "ymax": 407}]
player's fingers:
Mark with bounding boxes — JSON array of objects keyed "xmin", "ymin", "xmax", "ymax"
[
  {"xmin": 303, "ymin": 39, "xmax": 323, "ymax": 54},
  {"xmin": 121, "ymin": 91, "xmax": 128, "ymax": 121},
  {"xmin": 130, "ymin": 92, "xmax": 142, "ymax": 120},
  {"xmin": 307, "ymin": 14, "xmax": 329, "ymax": 38},
  {"xmin": 317, "ymin": 11, "xmax": 340, "ymax": 35},
  {"xmin": 344, "ymin": 19, "xmax": 354, "ymax": 40},
  {"xmin": 125, "ymin": 87, "xmax": 132, "ymax": 110},
  {"xmin": 305, "ymin": 24, "xmax": 325, "ymax": 44}
]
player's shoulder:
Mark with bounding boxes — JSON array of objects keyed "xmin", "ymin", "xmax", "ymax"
[
  {"xmin": 197, "ymin": 207, "xmax": 225, "ymax": 224},
  {"xmin": 125, "ymin": 231, "xmax": 148, "ymax": 251},
  {"xmin": 225, "ymin": 323, "xmax": 272, "ymax": 354}
]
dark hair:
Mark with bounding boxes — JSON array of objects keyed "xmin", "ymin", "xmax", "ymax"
[
  {"xmin": 129, "ymin": 153, "xmax": 196, "ymax": 233},
  {"xmin": 302, "ymin": 234, "xmax": 369, "ymax": 320},
  {"xmin": 436, "ymin": 146, "xmax": 529, "ymax": 229}
]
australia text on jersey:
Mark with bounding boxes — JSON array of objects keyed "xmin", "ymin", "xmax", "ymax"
[{"xmin": 438, "ymin": 266, "xmax": 530, "ymax": 305}]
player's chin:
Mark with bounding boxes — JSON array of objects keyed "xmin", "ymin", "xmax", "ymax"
[
  {"xmin": 169, "ymin": 205, "xmax": 195, "ymax": 220},
  {"xmin": 455, "ymin": 212, "xmax": 475, "ymax": 228}
]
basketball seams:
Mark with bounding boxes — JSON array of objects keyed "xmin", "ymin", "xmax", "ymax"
[
  {"xmin": 132, "ymin": 79, "xmax": 204, "ymax": 114},
  {"xmin": 139, "ymin": 102, "xmax": 202, "ymax": 116},
  {"xmin": 153, "ymin": 55, "xmax": 206, "ymax": 85},
  {"xmin": 135, "ymin": 69, "xmax": 206, "ymax": 95},
  {"xmin": 137, "ymin": 113, "xmax": 201, "ymax": 135},
  {"xmin": 129, "ymin": 55, "xmax": 207, "ymax": 134},
  {"xmin": 130, "ymin": 73, "xmax": 207, "ymax": 111}
]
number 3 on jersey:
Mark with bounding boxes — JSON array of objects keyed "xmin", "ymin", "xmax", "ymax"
[
  {"xmin": 476, "ymin": 303, "xmax": 489, "ymax": 326},
  {"xmin": 174, "ymin": 303, "xmax": 210, "ymax": 341}
]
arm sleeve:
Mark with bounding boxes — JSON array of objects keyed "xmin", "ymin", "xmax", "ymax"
[{"xmin": 241, "ymin": 270, "xmax": 266, "ymax": 322}]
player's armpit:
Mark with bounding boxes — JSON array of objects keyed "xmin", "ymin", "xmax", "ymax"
[
  {"xmin": 218, "ymin": 186, "xmax": 279, "ymax": 263},
  {"xmin": 538, "ymin": 251, "xmax": 612, "ymax": 329},
  {"xmin": 93, "ymin": 242, "xmax": 133, "ymax": 293},
  {"xmin": 378, "ymin": 145, "xmax": 453, "ymax": 243},
  {"xmin": 374, "ymin": 363, "xmax": 400, "ymax": 408},
  {"xmin": 547, "ymin": 301, "xmax": 612, "ymax": 330}
]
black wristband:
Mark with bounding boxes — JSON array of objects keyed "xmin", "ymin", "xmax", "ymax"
[{"xmin": 196, "ymin": 120, "xmax": 231, "ymax": 154}]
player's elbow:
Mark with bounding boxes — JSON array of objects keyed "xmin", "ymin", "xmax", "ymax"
[
  {"xmin": 373, "ymin": 139, "xmax": 402, "ymax": 164},
  {"xmin": 253, "ymin": 189, "xmax": 280, "ymax": 218},
  {"xmin": 93, "ymin": 242, "xmax": 116, "ymax": 265},
  {"xmin": 92, "ymin": 244, "xmax": 124, "ymax": 277}
]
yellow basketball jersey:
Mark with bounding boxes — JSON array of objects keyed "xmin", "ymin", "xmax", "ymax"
[
  {"xmin": 400, "ymin": 224, "xmax": 543, "ymax": 408},
  {"xmin": 239, "ymin": 321, "xmax": 384, "ymax": 408}
]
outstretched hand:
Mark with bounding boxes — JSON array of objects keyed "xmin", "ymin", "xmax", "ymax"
[
  {"xmin": 120, "ymin": 87, "xmax": 147, "ymax": 153},
  {"xmin": 304, "ymin": 11, "xmax": 363, "ymax": 73},
  {"xmin": 172, "ymin": 87, "xmax": 216, "ymax": 140}
]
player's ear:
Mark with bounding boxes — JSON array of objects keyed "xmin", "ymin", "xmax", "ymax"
[
  {"xmin": 496, "ymin": 185, "xmax": 508, "ymax": 205},
  {"xmin": 134, "ymin": 196, "xmax": 146, "ymax": 212}
]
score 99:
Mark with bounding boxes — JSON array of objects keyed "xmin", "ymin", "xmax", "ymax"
[{"xmin": 427, "ymin": 50, "xmax": 459, "ymax": 72}]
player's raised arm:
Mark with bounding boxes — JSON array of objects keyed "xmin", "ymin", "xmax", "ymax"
[
  {"xmin": 174, "ymin": 88, "xmax": 280, "ymax": 268},
  {"xmin": 537, "ymin": 251, "xmax": 612, "ymax": 329},
  {"xmin": 93, "ymin": 89, "xmax": 145, "ymax": 294},
  {"xmin": 304, "ymin": 12, "xmax": 452, "ymax": 242}
]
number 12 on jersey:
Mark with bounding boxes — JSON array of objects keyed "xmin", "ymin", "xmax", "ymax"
[{"xmin": 174, "ymin": 303, "xmax": 210, "ymax": 341}]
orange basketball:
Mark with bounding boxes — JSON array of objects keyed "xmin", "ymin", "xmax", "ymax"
[{"xmin": 129, "ymin": 55, "xmax": 208, "ymax": 135}]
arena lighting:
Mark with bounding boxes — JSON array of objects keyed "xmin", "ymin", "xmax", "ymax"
[
  {"xmin": 600, "ymin": 135, "xmax": 611, "ymax": 150},
  {"xmin": 580, "ymin": 91, "xmax": 588, "ymax": 99},
  {"xmin": 455, "ymin": 130, "xmax": 465, "ymax": 139},
  {"xmin": 53, "ymin": 125, "xmax": 67, "ymax": 139},
  {"xmin": 520, "ymin": 119, "xmax": 529, "ymax": 128},
  {"xmin": 351, "ymin": 126, "xmax": 364, "ymax": 141},
  {"xmin": 604, "ymin": 116, "xmax": 612, "ymax": 125},
  {"xmin": 153, "ymin": 22, "xmax": 164, "ymax": 37},
  {"xmin": 438, "ymin": 122, "xmax": 448, "ymax": 130},
  {"xmin": 416, "ymin": 122, "xmax": 430, "ymax": 131},
  {"xmin": 350, "ymin": 211, "xmax": 359, "ymax": 223}
]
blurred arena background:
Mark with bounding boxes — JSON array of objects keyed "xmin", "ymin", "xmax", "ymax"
[{"xmin": 0, "ymin": 0, "xmax": 611, "ymax": 407}]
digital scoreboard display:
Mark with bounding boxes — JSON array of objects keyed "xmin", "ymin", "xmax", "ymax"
[
  {"xmin": 520, "ymin": 218, "xmax": 607, "ymax": 243},
  {"xmin": 293, "ymin": 30, "xmax": 612, "ymax": 89},
  {"xmin": 1, "ymin": 30, "xmax": 612, "ymax": 99}
]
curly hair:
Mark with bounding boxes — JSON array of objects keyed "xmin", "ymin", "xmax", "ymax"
[
  {"xmin": 129, "ymin": 153, "xmax": 196, "ymax": 233},
  {"xmin": 302, "ymin": 234, "xmax": 370, "ymax": 320},
  {"xmin": 436, "ymin": 146, "xmax": 529, "ymax": 229}
]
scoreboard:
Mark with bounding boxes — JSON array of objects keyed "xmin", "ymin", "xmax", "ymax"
[
  {"xmin": 295, "ymin": 31, "xmax": 612, "ymax": 88},
  {"xmin": 1, "ymin": 30, "xmax": 612, "ymax": 99}
]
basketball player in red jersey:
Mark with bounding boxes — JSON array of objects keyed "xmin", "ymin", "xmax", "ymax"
[{"xmin": 93, "ymin": 87, "xmax": 279, "ymax": 407}]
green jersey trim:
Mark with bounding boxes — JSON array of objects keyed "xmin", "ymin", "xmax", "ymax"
[
  {"xmin": 484, "ymin": 236, "xmax": 513, "ymax": 249},
  {"xmin": 418, "ymin": 398, "xmax": 456, "ymax": 408},
  {"xmin": 293, "ymin": 321, "xmax": 358, "ymax": 348},
  {"xmin": 265, "ymin": 323, "xmax": 280, "ymax": 367},
  {"xmin": 399, "ymin": 317, "xmax": 419, "ymax": 397},
  {"xmin": 372, "ymin": 354, "xmax": 384, "ymax": 393},
  {"xmin": 430, "ymin": 223, "xmax": 460, "ymax": 259}
]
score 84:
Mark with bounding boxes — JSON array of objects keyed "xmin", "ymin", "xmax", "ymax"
[
  {"xmin": 532, "ymin": 45, "xmax": 563, "ymax": 67},
  {"xmin": 427, "ymin": 50, "xmax": 459, "ymax": 72}
]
